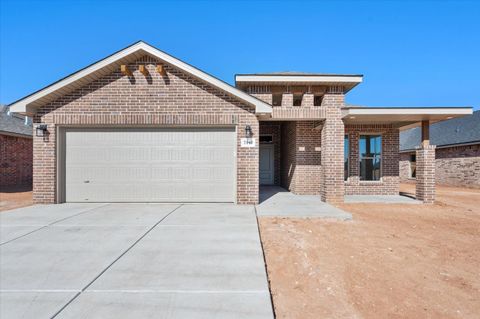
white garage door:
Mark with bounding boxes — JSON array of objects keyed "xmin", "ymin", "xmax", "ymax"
[{"xmin": 64, "ymin": 127, "xmax": 236, "ymax": 202}]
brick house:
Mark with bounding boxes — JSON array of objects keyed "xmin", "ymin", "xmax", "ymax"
[
  {"xmin": 400, "ymin": 110, "xmax": 479, "ymax": 189},
  {"xmin": 9, "ymin": 41, "xmax": 472, "ymax": 204},
  {"xmin": 0, "ymin": 105, "xmax": 33, "ymax": 190}
]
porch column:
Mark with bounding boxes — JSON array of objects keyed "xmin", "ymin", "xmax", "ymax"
[
  {"xmin": 320, "ymin": 87, "xmax": 345, "ymax": 204},
  {"xmin": 415, "ymin": 120, "xmax": 436, "ymax": 203},
  {"xmin": 281, "ymin": 93, "xmax": 293, "ymax": 107}
]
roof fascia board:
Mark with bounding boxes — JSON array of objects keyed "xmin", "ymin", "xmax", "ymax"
[
  {"xmin": 235, "ymin": 75, "xmax": 363, "ymax": 83},
  {"xmin": 344, "ymin": 107, "xmax": 473, "ymax": 116},
  {"xmin": 10, "ymin": 42, "xmax": 272, "ymax": 114}
]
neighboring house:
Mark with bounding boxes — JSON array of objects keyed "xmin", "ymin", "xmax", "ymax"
[
  {"xmin": 9, "ymin": 41, "xmax": 472, "ymax": 204},
  {"xmin": 0, "ymin": 105, "xmax": 33, "ymax": 189},
  {"xmin": 400, "ymin": 110, "xmax": 480, "ymax": 188}
]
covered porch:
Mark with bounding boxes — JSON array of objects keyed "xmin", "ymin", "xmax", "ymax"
[{"xmin": 258, "ymin": 107, "xmax": 472, "ymax": 204}]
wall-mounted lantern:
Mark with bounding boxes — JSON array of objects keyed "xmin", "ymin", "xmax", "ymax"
[
  {"xmin": 36, "ymin": 124, "xmax": 48, "ymax": 137},
  {"xmin": 245, "ymin": 125, "xmax": 253, "ymax": 138}
]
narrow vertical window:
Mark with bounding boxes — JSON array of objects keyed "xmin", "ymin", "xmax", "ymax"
[
  {"xmin": 344, "ymin": 135, "xmax": 349, "ymax": 181},
  {"xmin": 359, "ymin": 135, "xmax": 382, "ymax": 181}
]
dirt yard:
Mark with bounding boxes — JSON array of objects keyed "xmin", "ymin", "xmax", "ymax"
[
  {"xmin": 0, "ymin": 186, "xmax": 33, "ymax": 212},
  {"xmin": 259, "ymin": 184, "xmax": 480, "ymax": 319}
]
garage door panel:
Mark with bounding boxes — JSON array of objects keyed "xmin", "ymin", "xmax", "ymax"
[{"xmin": 64, "ymin": 128, "xmax": 235, "ymax": 202}]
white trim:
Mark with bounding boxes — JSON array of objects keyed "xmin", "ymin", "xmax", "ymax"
[
  {"xmin": 344, "ymin": 107, "xmax": 472, "ymax": 116},
  {"xmin": 10, "ymin": 42, "xmax": 272, "ymax": 114},
  {"xmin": 235, "ymin": 75, "xmax": 363, "ymax": 84}
]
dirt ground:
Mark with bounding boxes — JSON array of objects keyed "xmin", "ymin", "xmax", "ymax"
[
  {"xmin": 0, "ymin": 186, "xmax": 33, "ymax": 212},
  {"xmin": 259, "ymin": 184, "xmax": 480, "ymax": 319}
]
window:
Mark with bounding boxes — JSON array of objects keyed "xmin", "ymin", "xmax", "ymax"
[
  {"xmin": 314, "ymin": 95, "xmax": 323, "ymax": 106},
  {"xmin": 344, "ymin": 135, "xmax": 349, "ymax": 181},
  {"xmin": 293, "ymin": 94, "xmax": 303, "ymax": 106},
  {"xmin": 359, "ymin": 135, "xmax": 382, "ymax": 181},
  {"xmin": 260, "ymin": 135, "xmax": 273, "ymax": 143},
  {"xmin": 272, "ymin": 94, "xmax": 282, "ymax": 106}
]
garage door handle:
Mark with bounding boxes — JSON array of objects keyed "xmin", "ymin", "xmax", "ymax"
[{"xmin": 84, "ymin": 180, "xmax": 90, "ymax": 183}]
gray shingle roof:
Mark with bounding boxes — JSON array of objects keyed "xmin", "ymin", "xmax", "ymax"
[
  {"xmin": 400, "ymin": 110, "xmax": 480, "ymax": 151},
  {"xmin": 0, "ymin": 105, "xmax": 33, "ymax": 137}
]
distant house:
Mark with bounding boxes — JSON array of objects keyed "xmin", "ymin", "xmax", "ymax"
[
  {"xmin": 400, "ymin": 110, "xmax": 480, "ymax": 188},
  {"xmin": 0, "ymin": 105, "xmax": 33, "ymax": 189}
]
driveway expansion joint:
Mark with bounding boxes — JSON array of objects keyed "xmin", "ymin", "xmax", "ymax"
[
  {"xmin": 50, "ymin": 204, "xmax": 183, "ymax": 318},
  {"xmin": 0, "ymin": 203, "xmax": 110, "ymax": 246}
]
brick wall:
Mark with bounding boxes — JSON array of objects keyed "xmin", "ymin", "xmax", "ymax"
[
  {"xmin": 279, "ymin": 121, "xmax": 322, "ymax": 194},
  {"xmin": 436, "ymin": 144, "xmax": 480, "ymax": 188},
  {"xmin": 344, "ymin": 124, "xmax": 399, "ymax": 195},
  {"xmin": 400, "ymin": 144, "xmax": 480, "ymax": 189},
  {"xmin": 399, "ymin": 152, "xmax": 414, "ymax": 180},
  {"xmin": 33, "ymin": 55, "xmax": 259, "ymax": 204},
  {"xmin": 259, "ymin": 122, "xmax": 281, "ymax": 185},
  {"xmin": 0, "ymin": 134, "xmax": 33, "ymax": 189}
]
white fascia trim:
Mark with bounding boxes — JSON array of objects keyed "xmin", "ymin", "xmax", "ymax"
[
  {"xmin": 235, "ymin": 75, "xmax": 363, "ymax": 83},
  {"xmin": 10, "ymin": 42, "xmax": 272, "ymax": 114},
  {"xmin": 344, "ymin": 107, "xmax": 473, "ymax": 116}
]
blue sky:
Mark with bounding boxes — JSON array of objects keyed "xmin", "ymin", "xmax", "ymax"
[{"xmin": 1, "ymin": 0, "xmax": 479, "ymax": 109}]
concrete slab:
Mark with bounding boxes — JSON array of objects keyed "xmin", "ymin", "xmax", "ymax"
[
  {"xmin": 0, "ymin": 291, "xmax": 77, "ymax": 319},
  {"xmin": 0, "ymin": 226, "xmax": 42, "ymax": 244},
  {"xmin": 57, "ymin": 291, "xmax": 273, "ymax": 319},
  {"xmin": 89, "ymin": 224, "xmax": 268, "ymax": 291},
  {"xmin": 345, "ymin": 194, "xmax": 421, "ymax": 204},
  {"xmin": 56, "ymin": 203, "xmax": 180, "ymax": 226},
  {"xmin": 0, "ymin": 203, "xmax": 106, "ymax": 226},
  {"xmin": 162, "ymin": 204, "xmax": 257, "ymax": 226},
  {"xmin": 0, "ymin": 203, "xmax": 273, "ymax": 318},
  {"xmin": 0, "ymin": 224, "xmax": 150, "ymax": 290},
  {"xmin": 257, "ymin": 186, "xmax": 352, "ymax": 219}
]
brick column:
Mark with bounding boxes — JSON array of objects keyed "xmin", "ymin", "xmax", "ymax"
[
  {"xmin": 282, "ymin": 93, "xmax": 293, "ymax": 107},
  {"xmin": 416, "ymin": 144, "xmax": 436, "ymax": 203},
  {"xmin": 320, "ymin": 88, "xmax": 345, "ymax": 204},
  {"xmin": 301, "ymin": 93, "xmax": 314, "ymax": 107}
]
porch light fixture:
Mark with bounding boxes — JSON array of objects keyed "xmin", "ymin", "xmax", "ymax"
[
  {"xmin": 36, "ymin": 124, "xmax": 48, "ymax": 137},
  {"xmin": 245, "ymin": 125, "xmax": 253, "ymax": 138}
]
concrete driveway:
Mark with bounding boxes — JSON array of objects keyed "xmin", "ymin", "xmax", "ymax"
[{"xmin": 0, "ymin": 204, "xmax": 273, "ymax": 319}]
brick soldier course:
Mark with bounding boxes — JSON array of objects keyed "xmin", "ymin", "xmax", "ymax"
[{"xmin": 8, "ymin": 41, "xmax": 473, "ymax": 204}]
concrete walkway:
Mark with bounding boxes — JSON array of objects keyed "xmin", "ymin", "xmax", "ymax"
[
  {"xmin": 0, "ymin": 204, "xmax": 273, "ymax": 319},
  {"xmin": 257, "ymin": 186, "xmax": 352, "ymax": 220}
]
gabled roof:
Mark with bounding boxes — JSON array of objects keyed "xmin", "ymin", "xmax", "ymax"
[
  {"xmin": 400, "ymin": 110, "xmax": 480, "ymax": 151},
  {"xmin": 9, "ymin": 41, "xmax": 272, "ymax": 115},
  {"xmin": 0, "ymin": 105, "xmax": 33, "ymax": 138}
]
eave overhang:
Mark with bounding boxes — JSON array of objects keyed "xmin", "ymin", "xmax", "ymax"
[
  {"xmin": 235, "ymin": 74, "xmax": 363, "ymax": 93},
  {"xmin": 342, "ymin": 107, "xmax": 473, "ymax": 130}
]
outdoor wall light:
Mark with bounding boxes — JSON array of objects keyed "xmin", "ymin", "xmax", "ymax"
[
  {"xmin": 245, "ymin": 125, "xmax": 253, "ymax": 138},
  {"xmin": 36, "ymin": 124, "xmax": 48, "ymax": 137}
]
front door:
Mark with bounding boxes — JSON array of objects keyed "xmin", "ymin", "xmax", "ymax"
[{"xmin": 259, "ymin": 144, "xmax": 274, "ymax": 185}]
